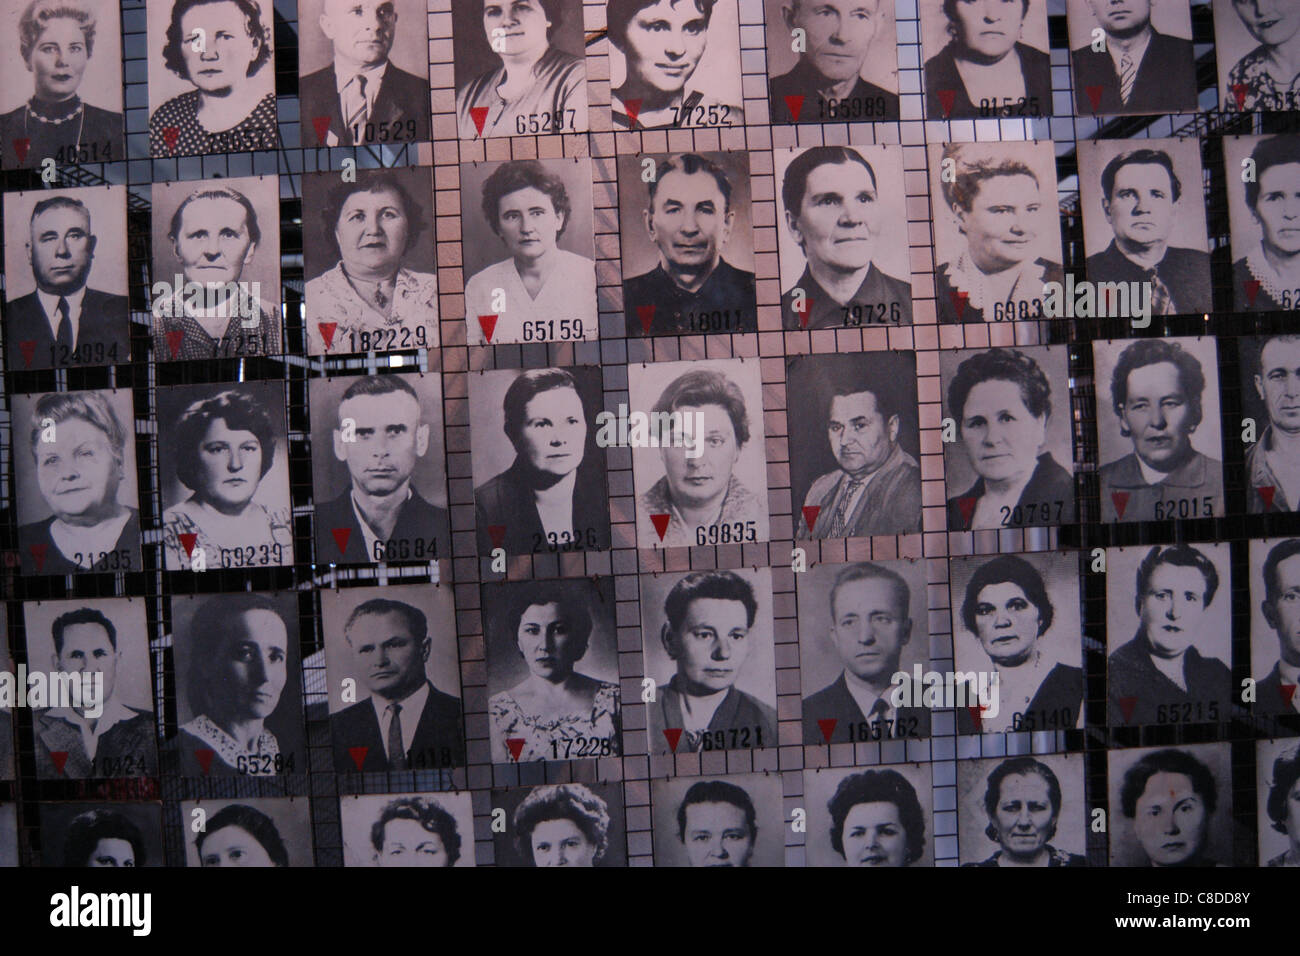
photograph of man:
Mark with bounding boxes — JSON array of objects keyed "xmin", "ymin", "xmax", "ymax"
[
  {"xmin": 620, "ymin": 152, "xmax": 757, "ymax": 336},
  {"xmin": 1250, "ymin": 538, "xmax": 1300, "ymax": 719},
  {"xmin": 340, "ymin": 792, "xmax": 475, "ymax": 866},
  {"xmin": 1226, "ymin": 134, "xmax": 1300, "ymax": 312},
  {"xmin": 1108, "ymin": 744, "xmax": 1233, "ymax": 866},
  {"xmin": 3, "ymin": 188, "xmax": 129, "ymax": 370},
  {"xmin": 651, "ymin": 774, "xmax": 784, "ymax": 866},
  {"xmin": 1244, "ymin": 335, "xmax": 1300, "ymax": 512},
  {"xmin": 1068, "ymin": 0, "xmax": 1197, "ymax": 114},
  {"xmin": 299, "ymin": 0, "xmax": 430, "ymax": 146}
]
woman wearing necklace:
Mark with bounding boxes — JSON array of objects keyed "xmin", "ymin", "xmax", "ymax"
[
  {"xmin": 923, "ymin": 0, "xmax": 1051, "ymax": 120},
  {"xmin": 1233, "ymin": 134, "xmax": 1300, "ymax": 312}
]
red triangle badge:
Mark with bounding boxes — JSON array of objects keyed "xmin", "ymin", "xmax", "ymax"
[
  {"xmin": 967, "ymin": 706, "xmax": 983, "ymax": 731},
  {"xmin": 162, "ymin": 126, "xmax": 180, "ymax": 152},
  {"xmin": 165, "ymin": 329, "xmax": 184, "ymax": 360},
  {"xmin": 650, "ymin": 513, "xmax": 671, "ymax": 541},
  {"xmin": 13, "ymin": 138, "xmax": 31, "ymax": 163},
  {"xmin": 802, "ymin": 505, "xmax": 821, "ymax": 533},
  {"xmin": 505, "ymin": 738, "xmax": 525, "ymax": 761},
  {"xmin": 487, "ymin": 525, "xmax": 507, "ymax": 549},
  {"xmin": 18, "ymin": 341, "xmax": 36, "ymax": 368},
  {"xmin": 348, "ymin": 746, "xmax": 368, "ymax": 771},
  {"xmin": 195, "ymin": 748, "xmax": 215, "ymax": 774},
  {"xmin": 796, "ymin": 296, "xmax": 814, "ymax": 329},
  {"xmin": 179, "ymin": 533, "xmax": 198, "ymax": 558},
  {"xmin": 1111, "ymin": 491, "xmax": 1130, "ymax": 520},
  {"xmin": 312, "ymin": 115, "xmax": 331, "ymax": 144},
  {"xmin": 1118, "ymin": 696, "xmax": 1138, "ymax": 722},
  {"xmin": 817, "ymin": 718, "xmax": 837, "ymax": 744},
  {"xmin": 623, "ymin": 99, "xmax": 642, "ymax": 127},
  {"xmin": 50, "ymin": 751, "xmax": 69, "ymax": 775},
  {"xmin": 318, "ymin": 322, "xmax": 338, "ymax": 350},
  {"xmin": 1281, "ymin": 684, "xmax": 1297, "ymax": 707},
  {"xmin": 957, "ymin": 496, "xmax": 977, "ymax": 527},
  {"xmin": 469, "ymin": 106, "xmax": 489, "ymax": 137},
  {"xmin": 1245, "ymin": 279, "xmax": 1262, "ymax": 308},
  {"xmin": 636, "ymin": 304, "xmax": 655, "ymax": 333},
  {"xmin": 1231, "ymin": 83, "xmax": 1248, "ymax": 110},
  {"xmin": 29, "ymin": 543, "xmax": 47, "ymax": 572},
  {"xmin": 663, "ymin": 728, "xmax": 683, "ymax": 753},
  {"xmin": 1084, "ymin": 86, "xmax": 1103, "ymax": 112},
  {"xmin": 784, "ymin": 94, "xmax": 805, "ymax": 122},
  {"xmin": 331, "ymin": 527, "xmax": 352, "ymax": 554},
  {"xmin": 937, "ymin": 89, "xmax": 956, "ymax": 118},
  {"xmin": 477, "ymin": 314, "xmax": 498, "ymax": 343},
  {"xmin": 1259, "ymin": 486, "xmax": 1277, "ymax": 511},
  {"xmin": 950, "ymin": 291, "xmax": 969, "ymax": 320}
]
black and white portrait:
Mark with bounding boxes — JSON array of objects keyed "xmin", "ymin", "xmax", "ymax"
[
  {"xmin": 0, "ymin": 805, "xmax": 14, "ymax": 867},
  {"xmin": 797, "ymin": 560, "xmax": 932, "ymax": 745},
  {"xmin": 1224, "ymin": 134, "xmax": 1300, "ymax": 313},
  {"xmin": 1243, "ymin": 335, "xmax": 1300, "ymax": 513},
  {"xmin": 23, "ymin": 598, "xmax": 157, "ymax": 780},
  {"xmin": 308, "ymin": 371, "xmax": 451, "ymax": 565},
  {"xmin": 1078, "ymin": 138, "xmax": 1211, "ymax": 316},
  {"xmin": 940, "ymin": 346, "xmax": 1076, "ymax": 531},
  {"xmin": 322, "ymin": 584, "xmax": 465, "ymax": 772},
  {"xmin": 641, "ymin": 567, "xmax": 777, "ymax": 755},
  {"xmin": 919, "ymin": 0, "xmax": 1052, "ymax": 119},
  {"xmin": 930, "ymin": 140, "xmax": 1063, "ymax": 324},
  {"xmin": 149, "ymin": 174, "xmax": 282, "ymax": 360},
  {"xmin": 774, "ymin": 145, "xmax": 913, "ymax": 330},
  {"xmin": 607, "ymin": 0, "xmax": 744, "ymax": 129},
  {"xmin": 156, "ymin": 381, "xmax": 293, "ymax": 571},
  {"xmin": 469, "ymin": 366, "xmax": 610, "ymax": 556},
  {"xmin": 298, "ymin": 0, "xmax": 431, "ymax": 147},
  {"xmin": 628, "ymin": 357, "xmax": 769, "ymax": 549},
  {"xmin": 302, "ymin": 165, "xmax": 438, "ymax": 355},
  {"xmin": 1106, "ymin": 544, "xmax": 1231, "ymax": 727},
  {"xmin": 803, "ymin": 764, "xmax": 934, "ymax": 867},
  {"xmin": 618, "ymin": 151, "xmax": 757, "ymax": 336},
  {"xmin": 1067, "ymin": 0, "xmax": 1196, "ymax": 114},
  {"xmin": 1257, "ymin": 739, "xmax": 1300, "ymax": 866},
  {"xmin": 453, "ymin": 0, "xmax": 588, "ymax": 138},
  {"xmin": 787, "ymin": 352, "xmax": 922, "ymax": 540},
  {"xmin": 2, "ymin": 185, "xmax": 129, "ymax": 370},
  {"xmin": 1215, "ymin": 0, "xmax": 1300, "ymax": 112},
  {"xmin": 490, "ymin": 782, "xmax": 627, "ymax": 866},
  {"xmin": 1092, "ymin": 336, "xmax": 1224, "ymax": 523},
  {"xmin": 166, "ymin": 592, "xmax": 304, "ymax": 778},
  {"xmin": 340, "ymin": 791, "xmax": 475, "ymax": 867},
  {"xmin": 145, "ymin": 0, "xmax": 278, "ymax": 156},
  {"xmin": 12, "ymin": 388, "xmax": 140, "ymax": 576},
  {"xmin": 1107, "ymin": 743, "xmax": 1232, "ymax": 866},
  {"xmin": 1248, "ymin": 538, "xmax": 1300, "ymax": 720},
  {"xmin": 651, "ymin": 773, "xmax": 784, "ymax": 867},
  {"xmin": 957, "ymin": 753, "xmax": 1086, "ymax": 866},
  {"xmin": 765, "ymin": 0, "xmax": 900, "ymax": 124},
  {"xmin": 181, "ymin": 797, "xmax": 313, "ymax": 866},
  {"xmin": 461, "ymin": 157, "xmax": 597, "ymax": 345},
  {"xmin": 481, "ymin": 577, "xmax": 619, "ymax": 763},
  {"xmin": 40, "ymin": 802, "xmax": 164, "ymax": 867}
]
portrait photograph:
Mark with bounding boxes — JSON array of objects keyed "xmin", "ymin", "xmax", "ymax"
[
  {"xmin": 1248, "ymin": 538, "xmax": 1300, "ymax": 720},
  {"xmin": 156, "ymin": 380, "xmax": 293, "ymax": 572},
  {"xmin": 1092, "ymin": 335, "xmax": 1224, "ymax": 523},
  {"xmin": 166, "ymin": 591, "xmax": 305, "ymax": 778},
  {"xmin": 308, "ymin": 371, "xmax": 451, "ymax": 566},
  {"xmin": 0, "ymin": 805, "xmax": 14, "ymax": 867},
  {"xmin": 321, "ymin": 583, "xmax": 466, "ymax": 772},
  {"xmin": 929, "ymin": 140, "xmax": 1064, "ymax": 324},
  {"xmin": 796, "ymin": 559, "xmax": 932, "ymax": 745},
  {"xmin": 0, "ymin": 636, "xmax": 13, "ymax": 782},
  {"xmin": 23, "ymin": 597, "xmax": 157, "ymax": 780},
  {"xmin": 919, "ymin": 0, "xmax": 1052, "ymax": 120},
  {"xmin": 1066, "ymin": 0, "xmax": 1197, "ymax": 115},
  {"xmin": 773, "ymin": 144, "xmax": 913, "ymax": 330},
  {"xmin": 149, "ymin": 174, "xmax": 282, "ymax": 361},
  {"xmin": 1256, "ymin": 738, "xmax": 1300, "ymax": 866},
  {"xmin": 298, "ymin": 0, "xmax": 431, "ymax": 147},
  {"xmin": 650, "ymin": 772, "xmax": 784, "ymax": 867},
  {"xmin": 480, "ymin": 576, "xmax": 619, "ymax": 763},
  {"xmin": 1106, "ymin": 543, "xmax": 1232, "ymax": 728},
  {"xmin": 12, "ymin": 387, "xmax": 141, "ymax": 576},
  {"xmin": 803, "ymin": 763, "xmax": 934, "ymax": 867},
  {"xmin": 145, "ymin": 0, "xmax": 278, "ymax": 156},
  {"xmin": 607, "ymin": 0, "xmax": 745, "ymax": 130},
  {"xmin": 452, "ymin": 0, "xmax": 589, "ymax": 139},
  {"xmin": 1214, "ymin": 0, "xmax": 1300, "ymax": 113},
  {"xmin": 956, "ymin": 752, "xmax": 1086, "ymax": 866},
  {"xmin": 787, "ymin": 352, "xmax": 922, "ymax": 540},
  {"xmin": 1223, "ymin": 134, "xmax": 1300, "ymax": 313},
  {"xmin": 460, "ymin": 156, "xmax": 597, "ymax": 346},
  {"xmin": 39, "ymin": 802, "xmax": 164, "ymax": 867},
  {"xmin": 1106, "ymin": 742, "xmax": 1233, "ymax": 867},
  {"xmin": 490, "ymin": 781, "xmax": 627, "ymax": 867},
  {"xmin": 0, "ymin": 0, "xmax": 124, "ymax": 169},
  {"xmin": 627, "ymin": 357, "xmax": 770, "ymax": 549},
  {"xmin": 2, "ymin": 184, "xmax": 130, "ymax": 370},
  {"xmin": 340, "ymin": 790, "xmax": 475, "ymax": 866},
  {"xmin": 939, "ymin": 345, "xmax": 1076, "ymax": 531},
  {"xmin": 180, "ymin": 796, "xmax": 313, "ymax": 867},
  {"xmin": 468, "ymin": 365, "xmax": 610, "ymax": 556},
  {"xmin": 617, "ymin": 150, "xmax": 757, "ymax": 337},
  {"xmin": 1240, "ymin": 335, "xmax": 1300, "ymax": 514},
  {"xmin": 301, "ymin": 164, "xmax": 438, "ymax": 355}
]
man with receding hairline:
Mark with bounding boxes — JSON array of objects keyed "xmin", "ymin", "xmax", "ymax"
[{"xmin": 1249, "ymin": 335, "xmax": 1300, "ymax": 513}]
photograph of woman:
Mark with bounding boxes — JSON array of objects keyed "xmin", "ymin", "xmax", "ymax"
[
  {"xmin": 1217, "ymin": 0, "xmax": 1300, "ymax": 112},
  {"xmin": 961, "ymin": 755, "xmax": 1086, "ymax": 866},
  {"xmin": 921, "ymin": 0, "xmax": 1051, "ymax": 119},
  {"xmin": 1260, "ymin": 741, "xmax": 1300, "ymax": 866},
  {"xmin": 61, "ymin": 808, "xmax": 151, "ymax": 867},
  {"xmin": 1226, "ymin": 134, "xmax": 1300, "ymax": 312},
  {"xmin": 182, "ymin": 799, "xmax": 313, "ymax": 866},
  {"xmin": 340, "ymin": 792, "xmax": 475, "ymax": 867},
  {"xmin": 497, "ymin": 783, "xmax": 623, "ymax": 867},
  {"xmin": 1110, "ymin": 745, "xmax": 1231, "ymax": 867},
  {"xmin": 821, "ymin": 769, "xmax": 930, "ymax": 867}
]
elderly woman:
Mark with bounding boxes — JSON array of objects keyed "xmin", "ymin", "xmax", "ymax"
[
  {"xmin": 19, "ymin": 391, "xmax": 139, "ymax": 575},
  {"xmin": 196, "ymin": 804, "xmax": 288, "ymax": 867},
  {"xmin": 162, "ymin": 388, "xmax": 291, "ymax": 570},
  {"xmin": 827, "ymin": 770, "xmax": 927, "ymax": 867},
  {"xmin": 148, "ymin": 0, "xmax": 277, "ymax": 156},
  {"xmin": 512, "ymin": 783, "xmax": 611, "ymax": 867},
  {"xmin": 63, "ymin": 808, "xmax": 147, "ymax": 866},
  {"xmin": 1226, "ymin": 0, "xmax": 1300, "ymax": 112},
  {"xmin": 305, "ymin": 170, "xmax": 438, "ymax": 354},
  {"xmin": 456, "ymin": 0, "xmax": 586, "ymax": 138},
  {"xmin": 0, "ymin": 0, "xmax": 124, "ymax": 168},
  {"xmin": 965, "ymin": 756, "xmax": 1084, "ymax": 866},
  {"xmin": 1265, "ymin": 744, "xmax": 1300, "ymax": 866},
  {"xmin": 1233, "ymin": 135, "xmax": 1300, "ymax": 312},
  {"xmin": 464, "ymin": 161, "xmax": 596, "ymax": 345},
  {"xmin": 370, "ymin": 797, "xmax": 462, "ymax": 867},
  {"xmin": 1120, "ymin": 748, "xmax": 1221, "ymax": 867},
  {"xmin": 488, "ymin": 582, "xmax": 620, "ymax": 762},
  {"xmin": 924, "ymin": 0, "xmax": 1051, "ymax": 119},
  {"xmin": 945, "ymin": 349, "xmax": 1075, "ymax": 530},
  {"xmin": 936, "ymin": 143, "xmax": 1063, "ymax": 324}
]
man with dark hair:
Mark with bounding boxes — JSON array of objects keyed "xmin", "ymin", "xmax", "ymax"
[
  {"xmin": 1248, "ymin": 335, "xmax": 1300, "ymax": 513},
  {"xmin": 675, "ymin": 779, "xmax": 757, "ymax": 867},
  {"xmin": 1255, "ymin": 538, "xmax": 1300, "ymax": 718},
  {"xmin": 1070, "ymin": 0, "xmax": 1196, "ymax": 114}
]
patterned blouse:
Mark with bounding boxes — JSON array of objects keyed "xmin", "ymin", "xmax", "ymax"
[
  {"xmin": 181, "ymin": 714, "xmax": 279, "ymax": 772},
  {"xmin": 304, "ymin": 263, "xmax": 438, "ymax": 354},
  {"xmin": 149, "ymin": 90, "xmax": 278, "ymax": 157},
  {"xmin": 152, "ymin": 299, "xmax": 283, "ymax": 361},
  {"xmin": 162, "ymin": 499, "xmax": 293, "ymax": 571},
  {"xmin": 1228, "ymin": 46, "xmax": 1300, "ymax": 112},
  {"xmin": 488, "ymin": 681, "xmax": 621, "ymax": 762}
]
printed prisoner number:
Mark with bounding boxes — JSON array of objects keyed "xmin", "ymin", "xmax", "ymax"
[
  {"xmin": 695, "ymin": 520, "xmax": 758, "ymax": 546},
  {"xmin": 199, "ymin": 126, "xmax": 275, "ymax": 152},
  {"xmin": 220, "ymin": 543, "xmax": 285, "ymax": 568},
  {"xmin": 1273, "ymin": 289, "xmax": 1300, "ymax": 309},
  {"xmin": 522, "ymin": 318, "xmax": 585, "ymax": 342},
  {"xmin": 351, "ymin": 119, "xmax": 419, "ymax": 143},
  {"xmin": 49, "ymin": 342, "xmax": 121, "ymax": 366},
  {"xmin": 549, "ymin": 735, "xmax": 616, "ymax": 760},
  {"xmin": 74, "ymin": 549, "xmax": 132, "ymax": 572},
  {"xmin": 515, "ymin": 109, "xmax": 577, "ymax": 135},
  {"xmin": 406, "ymin": 746, "xmax": 460, "ymax": 770},
  {"xmin": 1153, "ymin": 496, "xmax": 1214, "ymax": 521},
  {"xmin": 1002, "ymin": 500, "xmax": 1066, "ymax": 526},
  {"xmin": 183, "ymin": 333, "xmax": 274, "ymax": 358},
  {"xmin": 1156, "ymin": 701, "xmax": 1220, "ymax": 724},
  {"xmin": 53, "ymin": 141, "xmax": 114, "ymax": 164},
  {"xmin": 1010, "ymin": 707, "xmax": 1073, "ymax": 731},
  {"xmin": 347, "ymin": 326, "xmax": 429, "ymax": 352},
  {"xmin": 236, "ymin": 753, "xmax": 295, "ymax": 775},
  {"xmin": 373, "ymin": 537, "xmax": 439, "ymax": 561},
  {"xmin": 844, "ymin": 716, "xmax": 921, "ymax": 741},
  {"xmin": 91, "ymin": 754, "xmax": 149, "ymax": 777},
  {"xmin": 842, "ymin": 302, "xmax": 903, "ymax": 326},
  {"xmin": 672, "ymin": 104, "xmax": 733, "ymax": 127},
  {"xmin": 818, "ymin": 96, "xmax": 889, "ymax": 121},
  {"xmin": 701, "ymin": 725, "xmax": 763, "ymax": 750},
  {"xmin": 687, "ymin": 309, "xmax": 746, "ymax": 333},
  {"xmin": 992, "ymin": 299, "xmax": 1045, "ymax": 321},
  {"xmin": 533, "ymin": 527, "xmax": 600, "ymax": 554},
  {"xmin": 978, "ymin": 96, "xmax": 1041, "ymax": 118}
]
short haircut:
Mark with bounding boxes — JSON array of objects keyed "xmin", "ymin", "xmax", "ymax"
[
  {"xmin": 52, "ymin": 606, "xmax": 117, "ymax": 654},
  {"xmin": 321, "ymin": 171, "xmax": 425, "ymax": 260},
  {"xmin": 502, "ymin": 368, "xmax": 581, "ymax": 452},
  {"xmin": 336, "ymin": 373, "xmax": 420, "ymax": 423},
  {"xmin": 829, "ymin": 562, "xmax": 910, "ymax": 623},
  {"xmin": 63, "ymin": 809, "xmax": 146, "ymax": 867},
  {"xmin": 1119, "ymin": 748, "xmax": 1218, "ymax": 819},
  {"xmin": 196, "ymin": 803, "xmax": 289, "ymax": 867},
  {"xmin": 651, "ymin": 368, "xmax": 749, "ymax": 447},
  {"xmin": 676, "ymin": 779, "xmax": 756, "ymax": 842},
  {"xmin": 29, "ymin": 391, "xmax": 126, "ymax": 462},
  {"xmin": 370, "ymin": 796, "xmax": 462, "ymax": 864},
  {"xmin": 1246, "ymin": 135, "xmax": 1300, "ymax": 212},
  {"xmin": 983, "ymin": 757, "xmax": 1062, "ymax": 842},
  {"xmin": 513, "ymin": 783, "xmax": 611, "ymax": 864},
  {"xmin": 664, "ymin": 570, "xmax": 758, "ymax": 633},
  {"xmin": 825, "ymin": 359, "xmax": 900, "ymax": 424},
  {"xmin": 163, "ymin": 0, "xmax": 271, "ymax": 80},
  {"xmin": 1258, "ymin": 334, "xmax": 1300, "ymax": 375},
  {"xmin": 186, "ymin": 593, "xmax": 286, "ymax": 719},
  {"xmin": 1266, "ymin": 744, "xmax": 1300, "ymax": 834},
  {"xmin": 505, "ymin": 582, "xmax": 594, "ymax": 649},
  {"xmin": 648, "ymin": 153, "xmax": 733, "ymax": 212},
  {"xmin": 172, "ymin": 388, "xmax": 277, "ymax": 492},
  {"xmin": 942, "ymin": 0, "xmax": 1028, "ymax": 42},
  {"xmin": 168, "ymin": 185, "xmax": 262, "ymax": 249},
  {"xmin": 20, "ymin": 0, "xmax": 96, "ymax": 63},
  {"xmin": 1109, "ymin": 338, "xmax": 1205, "ymax": 428},
  {"xmin": 827, "ymin": 769, "xmax": 926, "ymax": 864},
  {"xmin": 1262, "ymin": 539, "xmax": 1300, "ymax": 608},
  {"xmin": 481, "ymin": 161, "xmax": 572, "ymax": 239},
  {"xmin": 1100, "ymin": 148, "xmax": 1182, "ymax": 204},
  {"xmin": 1134, "ymin": 544, "xmax": 1219, "ymax": 610},
  {"xmin": 940, "ymin": 144, "xmax": 1040, "ymax": 214},
  {"xmin": 30, "ymin": 195, "xmax": 91, "ymax": 229},
  {"xmin": 961, "ymin": 554, "xmax": 1054, "ymax": 638},
  {"xmin": 781, "ymin": 146, "xmax": 878, "ymax": 219},
  {"xmin": 608, "ymin": 0, "xmax": 714, "ymax": 50},
  {"xmin": 947, "ymin": 348, "xmax": 1052, "ymax": 425},
  {"xmin": 345, "ymin": 597, "xmax": 428, "ymax": 644}
]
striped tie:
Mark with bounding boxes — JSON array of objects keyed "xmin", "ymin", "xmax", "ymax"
[
  {"xmin": 1119, "ymin": 53, "xmax": 1136, "ymax": 104},
  {"xmin": 343, "ymin": 74, "xmax": 368, "ymax": 132}
]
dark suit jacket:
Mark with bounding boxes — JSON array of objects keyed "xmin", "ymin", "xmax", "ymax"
[
  {"xmin": 330, "ymin": 682, "xmax": 466, "ymax": 771},
  {"xmin": 18, "ymin": 510, "xmax": 140, "ymax": 575},
  {"xmin": 924, "ymin": 42, "xmax": 1052, "ymax": 119},
  {"xmin": 648, "ymin": 676, "xmax": 776, "ymax": 753},
  {"xmin": 797, "ymin": 444, "xmax": 923, "ymax": 539},
  {"xmin": 475, "ymin": 458, "xmax": 610, "ymax": 556},
  {"xmin": 315, "ymin": 487, "xmax": 449, "ymax": 564},
  {"xmin": 299, "ymin": 63, "xmax": 431, "ymax": 146},
  {"xmin": 955, "ymin": 663, "xmax": 1083, "ymax": 734},
  {"xmin": 946, "ymin": 453, "xmax": 1076, "ymax": 530},
  {"xmin": 769, "ymin": 59, "xmax": 899, "ymax": 122},
  {"xmin": 1255, "ymin": 662, "xmax": 1299, "ymax": 720},
  {"xmin": 1085, "ymin": 241, "xmax": 1211, "ymax": 315},
  {"xmin": 33, "ymin": 707, "xmax": 157, "ymax": 778},
  {"xmin": 1070, "ymin": 31, "xmax": 1197, "ymax": 114},
  {"xmin": 5, "ymin": 288, "xmax": 130, "ymax": 369},
  {"xmin": 1107, "ymin": 631, "xmax": 1231, "ymax": 726},
  {"xmin": 802, "ymin": 673, "xmax": 931, "ymax": 744},
  {"xmin": 623, "ymin": 259, "xmax": 757, "ymax": 336}
]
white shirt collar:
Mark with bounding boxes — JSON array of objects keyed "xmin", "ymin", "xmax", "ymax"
[
  {"xmin": 349, "ymin": 485, "xmax": 411, "ymax": 563},
  {"xmin": 334, "ymin": 60, "xmax": 388, "ymax": 108},
  {"xmin": 46, "ymin": 698, "xmax": 135, "ymax": 761},
  {"xmin": 1106, "ymin": 27, "xmax": 1152, "ymax": 75},
  {"xmin": 842, "ymin": 668, "xmax": 894, "ymax": 723},
  {"xmin": 36, "ymin": 287, "xmax": 86, "ymax": 344},
  {"xmin": 1134, "ymin": 454, "xmax": 1171, "ymax": 486},
  {"xmin": 368, "ymin": 679, "xmax": 429, "ymax": 757}
]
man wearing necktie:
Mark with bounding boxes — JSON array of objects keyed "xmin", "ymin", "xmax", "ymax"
[{"xmin": 1069, "ymin": 0, "xmax": 1196, "ymax": 114}]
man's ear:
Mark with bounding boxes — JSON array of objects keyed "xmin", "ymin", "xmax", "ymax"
[
  {"xmin": 784, "ymin": 207, "xmax": 804, "ymax": 248},
  {"xmin": 415, "ymin": 422, "xmax": 430, "ymax": 457},
  {"xmin": 1263, "ymin": 599, "xmax": 1280, "ymax": 634},
  {"xmin": 332, "ymin": 425, "xmax": 349, "ymax": 463},
  {"xmin": 86, "ymin": 234, "xmax": 98, "ymax": 257},
  {"xmin": 420, "ymin": 636, "xmax": 431, "ymax": 663},
  {"xmin": 661, "ymin": 623, "xmax": 678, "ymax": 660},
  {"xmin": 1101, "ymin": 194, "xmax": 1113, "ymax": 224},
  {"xmin": 643, "ymin": 206, "xmax": 655, "ymax": 242},
  {"xmin": 1255, "ymin": 374, "xmax": 1266, "ymax": 405},
  {"xmin": 887, "ymin": 413, "xmax": 900, "ymax": 444},
  {"xmin": 781, "ymin": 2, "xmax": 797, "ymax": 32},
  {"xmin": 900, "ymin": 617, "xmax": 912, "ymax": 648}
]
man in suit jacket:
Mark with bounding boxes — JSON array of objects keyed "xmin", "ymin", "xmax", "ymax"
[
  {"xmin": 330, "ymin": 597, "xmax": 465, "ymax": 771},
  {"xmin": 5, "ymin": 195, "xmax": 129, "ymax": 370},
  {"xmin": 1070, "ymin": 0, "xmax": 1197, "ymax": 114},
  {"xmin": 1255, "ymin": 539, "xmax": 1300, "ymax": 720},
  {"xmin": 300, "ymin": 0, "xmax": 431, "ymax": 146}
]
